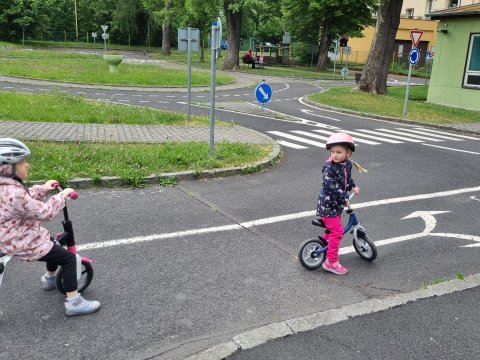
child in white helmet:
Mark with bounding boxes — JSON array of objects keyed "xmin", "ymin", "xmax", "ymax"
[
  {"xmin": 316, "ymin": 133, "xmax": 363, "ymax": 275},
  {"xmin": 0, "ymin": 138, "xmax": 100, "ymax": 316}
]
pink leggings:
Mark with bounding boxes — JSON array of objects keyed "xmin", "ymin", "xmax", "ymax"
[{"xmin": 321, "ymin": 215, "xmax": 344, "ymax": 263}]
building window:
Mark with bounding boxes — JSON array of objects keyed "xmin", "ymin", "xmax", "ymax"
[
  {"xmin": 464, "ymin": 34, "xmax": 480, "ymax": 89},
  {"xmin": 406, "ymin": 8, "xmax": 414, "ymax": 18},
  {"xmin": 449, "ymin": 0, "xmax": 460, "ymax": 7}
]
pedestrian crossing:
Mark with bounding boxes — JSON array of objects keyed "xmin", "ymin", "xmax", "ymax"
[{"xmin": 266, "ymin": 127, "xmax": 478, "ymax": 150}]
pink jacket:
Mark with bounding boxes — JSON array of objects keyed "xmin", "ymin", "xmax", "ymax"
[{"xmin": 0, "ymin": 177, "xmax": 66, "ymax": 261}]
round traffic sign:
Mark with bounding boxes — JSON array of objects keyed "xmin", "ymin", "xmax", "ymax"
[
  {"xmin": 255, "ymin": 82, "xmax": 272, "ymax": 104},
  {"xmin": 102, "ymin": 33, "xmax": 109, "ymax": 40},
  {"xmin": 409, "ymin": 48, "xmax": 420, "ymax": 65}
]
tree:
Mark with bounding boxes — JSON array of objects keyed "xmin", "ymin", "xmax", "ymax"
[
  {"xmin": 282, "ymin": 0, "xmax": 377, "ymax": 70},
  {"xmin": 357, "ymin": 0, "xmax": 403, "ymax": 94},
  {"xmin": 183, "ymin": 0, "xmax": 221, "ymax": 62}
]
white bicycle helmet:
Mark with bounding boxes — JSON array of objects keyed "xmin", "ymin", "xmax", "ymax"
[{"xmin": 0, "ymin": 138, "xmax": 31, "ymax": 164}]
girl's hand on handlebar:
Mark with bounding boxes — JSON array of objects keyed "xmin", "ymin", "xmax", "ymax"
[
  {"xmin": 352, "ymin": 186, "xmax": 360, "ymax": 194},
  {"xmin": 44, "ymin": 180, "xmax": 59, "ymax": 191},
  {"xmin": 60, "ymin": 188, "xmax": 76, "ymax": 199}
]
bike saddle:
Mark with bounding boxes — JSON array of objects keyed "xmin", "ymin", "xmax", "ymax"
[{"xmin": 312, "ymin": 219, "xmax": 326, "ymax": 228}]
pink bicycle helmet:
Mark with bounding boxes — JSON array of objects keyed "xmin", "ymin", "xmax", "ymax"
[{"xmin": 325, "ymin": 132, "xmax": 355, "ymax": 152}]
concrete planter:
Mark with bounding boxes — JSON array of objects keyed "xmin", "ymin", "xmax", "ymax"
[{"xmin": 103, "ymin": 54, "xmax": 124, "ymax": 73}]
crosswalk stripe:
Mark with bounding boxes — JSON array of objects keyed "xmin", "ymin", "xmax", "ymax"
[
  {"xmin": 312, "ymin": 130, "xmax": 381, "ymax": 145},
  {"xmin": 395, "ymin": 128, "xmax": 463, "ymax": 141},
  {"xmin": 373, "ymin": 128, "xmax": 443, "ymax": 142},
  {"xmin": 413, "ymin": 127, "xmax": 480, "ymax": 140},
  {"xmin": 338, "ymin": 129, "xmax": 403, "ymax": 144},
  {"xmin": 291, "ymin": 130, "xmax": 330, "ymax": 141},
  {"xmin": 266, "ymin": 131, "xmax": 325, "ymax": 147},
  {"xmin": 354, "ymin": 129, "xmax": 424, "ymax": 142},
  {"xmin": 277, "ymin": 140, "xmax": 308, "ymax": 149}
]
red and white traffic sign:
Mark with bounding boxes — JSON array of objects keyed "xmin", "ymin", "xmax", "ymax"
[{"xmin": 410, "ymin": 30, "xmax": 423, "ymax": 48}]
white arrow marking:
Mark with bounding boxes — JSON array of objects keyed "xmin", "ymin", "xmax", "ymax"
[
  {"xmin": 340, "ymin": 210, "xmax": 479, "ymax": 255},
  {"xmin": 470, "ymin": 196, "xmax": 480, "ymax": 202},
  {"xmin": 259, "ymin": 87, "xmax": 269, "ymax": 100},
  {"xmin": 301, "ymin": 109, "xmax": 341, "ymax": 122}
]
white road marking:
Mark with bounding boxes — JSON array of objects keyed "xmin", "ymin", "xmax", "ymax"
[
  {"xmin": 77, "ymin": 186, "xmax": 480, "ymax": 251},
  {"xmin": 354, "ymin": 129, "xmax": 424, "ymax": 142},
  {"xmin": 312, "ymin": 129, "xmax": 381, "ymax": 145},
  {"xmin": 422, "ymin": 144, "xmax": 480, "ymax": 154},
  {"xmin": 414, "ymin": 127, "xmax": 480, "ymax": 140},
  {"xmin": 300, "ymin": 109, "xmax": 342, "ymax": 122},
  {"xmin": 374, "ymin": 128, "xmax": 443, "ymax": 141},
  {"xmin": 277, "ymin": 140, "xmax": 308, "ymax": 149},
  {"xmin": 266, "ymin": 131, "xmax": 325, "ymax": 147},
  {"xmin": 395, "ymin": 128, "xmax": 463, "ymax": 141},
  {"xmin": 339, "ymin": 129, "xmax": 403, "ymax": 144}
]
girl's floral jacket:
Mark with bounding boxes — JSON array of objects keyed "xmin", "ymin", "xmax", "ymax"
[
  {"xmin": 0, "ymin": 177, "xmax": 66, "ymax": 261},
  {"xmin": 316, "ymin": 158, "xmax": 356, "ymax": 218}
]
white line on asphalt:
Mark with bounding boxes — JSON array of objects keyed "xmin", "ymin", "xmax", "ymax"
[
  {"xmin": 414, "ymin": 127, "xmax": 480, "ymax": 140},
  {"xmin": 422, "ymin": 144, "xmax": 480, "ymax": 154},
  {"xmin": 395, "ymin": 128, "xmax": 463, "ymax": 141},
  {"xmin": 117, "ymin": 99, "xmax": 130, "ymax": 102},
  {"xmin": 274, "ymin": 83, "xmax": 290, "ymax": 92},
  {"xmin": 266, "ymin": 131, "xmax": 326, "ymax": 147},
  {"xmin": 77, "ymin": 186, "xmax": 480, "ymax": 251},
  {"xmin": 277, "ymin": 140, "xmax": 308, "ymax": 149}
]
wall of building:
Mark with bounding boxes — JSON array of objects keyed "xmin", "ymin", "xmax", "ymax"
[
  {"xmin": 401, "ymin": 0, "xmax": 480, "ymax": 19},
  {"xmin": 427, "ymin": 17, "xmax": 480, "ymax": 110},
  {"xmin": 347, "ymin": 18, "xmax": 438, "ymax": 65}
]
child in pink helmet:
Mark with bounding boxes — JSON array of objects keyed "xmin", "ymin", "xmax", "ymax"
[
  {"xmin": 316, "ymin": 133, "xmax": 361, "ymax": 275},
  {"xmin": 0, "ymin": 138, "xmax": 101, "ymax": 316}
]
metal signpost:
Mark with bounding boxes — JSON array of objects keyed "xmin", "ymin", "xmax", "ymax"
[
  {"xmin": 403, "ymin": 30, "xmax": 423, "ymax": 118},
  {"xmin": 255, "ymin": 80, "xmax": 272, "ymax": 112},
  {"xmin": 341, "ymin": 46, "xmax": 351, "ymax": 82},
  {"xmin": 101, "ymin": 25, "xmax": 108, "ymax": 53},
  {"xmin": 209, "ymin": 17, "xmax": 221, "ymax": 156},
  {"xmin": 178, "ymin": 27, "xmax": 200, "ymax": 122},
  {"xmin": 91, "ymin": 32, "xmax": 97, "ymax": 48},
  {"xmin": 332, "ymin": 39, "xmax": 339, "ymax": 79}
]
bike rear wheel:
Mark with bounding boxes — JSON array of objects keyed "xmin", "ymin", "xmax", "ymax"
[
  {"xmin": 353, "ymin": 233, "xmax": 377, "ymax": 261},
  {"xmin": 298, "ymin": 238, "xmax": 328, "ymax": 270},
  {"xmin": 56, "ymin": 260, "xmax": 94, "ymax": 295}
]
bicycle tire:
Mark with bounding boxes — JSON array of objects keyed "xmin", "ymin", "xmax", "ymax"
[
  {"xmin": 56, "ymin": 260, "xmax": 94, "ymax": 295},
  {"xmin": 298, "ymin": 238, "xmax": 328, "ymax": 270},
  {"xmin": 353, "ymin": 233, "xmax": 377, "ymax": 262}
]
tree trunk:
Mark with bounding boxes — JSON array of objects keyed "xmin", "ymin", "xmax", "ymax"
[
  {"xmin": 223, "ymin": 1, "xmax": 241, "ymax": 70},
  {"xmin": 317, "ymin": 33, "xmax": 333, "ymax": 70},
  {"xmin": 162, "ymin": 22, "xmax": 171, "ymax": 55},
  {"xmin": 357, "ymin": 0, "xmax": 403, "ymax": 94}
]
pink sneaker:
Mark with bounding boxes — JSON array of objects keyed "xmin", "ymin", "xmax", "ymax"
[{"xmin": 322, "ymin": 260, "xmax": 348, "ymax": 275}]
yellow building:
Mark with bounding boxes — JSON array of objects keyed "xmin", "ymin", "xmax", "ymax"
[
  {"xmin": 346, "ymin": 0, "xmax": 480, "ymax": 65},
  {"xmin": 347, "ymin": 18, "xmax": 438, "ymax": 65}
]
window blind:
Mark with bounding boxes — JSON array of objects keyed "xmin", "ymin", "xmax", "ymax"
[{"xmin": 468, "ymin": 36, "xmax": 480, "ymax": 71}]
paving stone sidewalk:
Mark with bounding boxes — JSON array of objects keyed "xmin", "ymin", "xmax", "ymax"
[{"xmin": 0, "ymin": 121, "xmax": 274, "ymax": 145}]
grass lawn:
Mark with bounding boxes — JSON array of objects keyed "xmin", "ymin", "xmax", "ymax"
[
  {"xmin": 26, "ymin": 141, "xmax": 273, "ymax": 186},
  {"xmin": 0, "ymin": 91, "xmax": 222, "ymax": 126},
  {"xmin": 308, "ymin": 86, "xmax": 480, "ymax": 124},
  {"xmin": 0, "ymin": 50, "xmax": 235, "ymax": 87}
]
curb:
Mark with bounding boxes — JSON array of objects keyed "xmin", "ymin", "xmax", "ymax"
[
  {"xmin": 29, "ymin": 143, "xmax": 281, "ymax": 189},
  {"xmin": 302, "ymin": 98, "xmax": 480, "ymax": 137},
  {"xmin": 185, "ymin": 273, "xmax": 480, "ymax": 360}
]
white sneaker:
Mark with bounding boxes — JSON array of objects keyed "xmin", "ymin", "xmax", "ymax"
[{"xmin": 65, "ymin": 295, "xmax": 101, "ymax": 316}]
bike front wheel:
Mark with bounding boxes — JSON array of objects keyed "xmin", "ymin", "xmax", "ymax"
[
  {"xmin": 298, "ymin": 238, "xmax": 328, "ymax": 270},
  {"xmin": 353, "ymin": 233, "xmax": 377, "ymax": 262},
  {"xmin": 56, "ymin": 260, "xmax": 94, "ymax": 295}
]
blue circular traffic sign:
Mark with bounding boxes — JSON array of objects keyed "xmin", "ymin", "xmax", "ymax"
[
  {"xmin": 409, "ymin": 48, "xmax": 420, "ymax": 65},
  {"xmin": 255, "ymin": 82, "xmax": 272, "ymax": 104}
]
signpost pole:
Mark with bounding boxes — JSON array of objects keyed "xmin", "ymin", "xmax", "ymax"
[
  {"xmin": 333, "ymin": 40, "xmax": 338, "ymax": 79},
  {"xmin": 209, "ymin": 19, "xmax": 220, "ymax": 156},
  {"xmin": 187, "ymin": 27, "xmax": 192, "ymax": 122},
  {"xmin": 403, "ymin": 61, "xmax": 413, "ymax": 118}
]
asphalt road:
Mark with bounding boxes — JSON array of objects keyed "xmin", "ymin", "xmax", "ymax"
[{"xmin": 0, "ymin": 61, "xmax": 479, "ymax": 360}]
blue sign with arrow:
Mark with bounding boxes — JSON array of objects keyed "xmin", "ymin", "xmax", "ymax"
[
  {"xmin": 409, "ymin": 48, "xmax": 420, "ymax": 65},
  {"xmin": 255, "ymin": 82, "xmax": 272, "ymax": 104}
]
